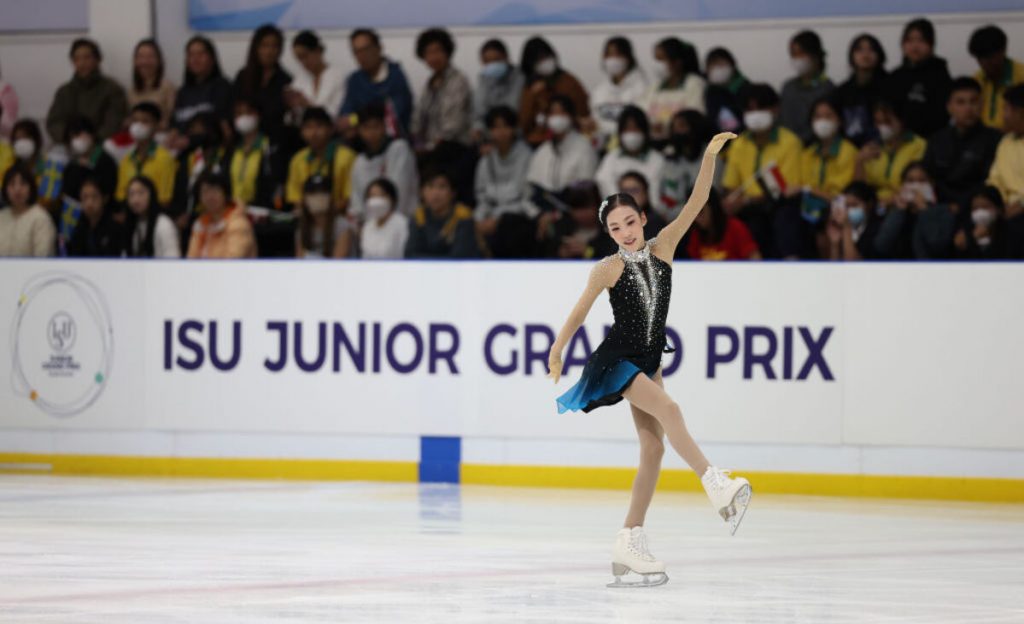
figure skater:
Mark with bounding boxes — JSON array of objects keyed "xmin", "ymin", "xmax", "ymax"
[{"xmin": 547, "ymin": 131, "xmax": 751, "ymax": 588}]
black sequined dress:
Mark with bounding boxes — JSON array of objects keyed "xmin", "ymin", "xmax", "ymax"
[{"xmin": 556, "ymin": 238, "xmax": 675, "ymax": 413}]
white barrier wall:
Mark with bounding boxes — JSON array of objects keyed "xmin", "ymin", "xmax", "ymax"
[
  {"xmin": 4, "ymin": 4, "xmax": 1024, "ymax": 133},
  {"xmin": 2, "ymin": 260, "xmax": 1023, "ymax": 481}
]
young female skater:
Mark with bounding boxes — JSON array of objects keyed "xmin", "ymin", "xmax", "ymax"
[{"xmin": 547, "ymin": 131, "xmax": 751, "ymax": 588}]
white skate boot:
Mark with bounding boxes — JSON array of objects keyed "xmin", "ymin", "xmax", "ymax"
[
  {"xmin": 607, "ymin": 526, "xmax": 668, "ymax": 588},
  {"xmin": 701, "ymin": 466, "xmax": 752, "ymax": 536}
]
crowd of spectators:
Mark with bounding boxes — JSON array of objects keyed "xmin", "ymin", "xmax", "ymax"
[{"xmin": 1, "ymin": 18, "xmax": 1022, "ymax": 260}]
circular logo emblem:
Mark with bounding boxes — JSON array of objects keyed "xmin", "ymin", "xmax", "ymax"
[
  {"xmin": 11, "ymin": 272, "xmax": 114, "ymax": 418},
  {"xmin": 47, "ymin": 312, "xmax": 77, "ymax": 353}
]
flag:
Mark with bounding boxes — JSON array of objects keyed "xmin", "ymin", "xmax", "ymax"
[{"xmin": 756, "ymin": 161, "xmax": 787, "ymax": 201}]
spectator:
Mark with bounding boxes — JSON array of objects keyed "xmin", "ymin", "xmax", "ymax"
[
  {"xmin": 0, "ymin": 62, "xmax": 20, "ymax": 138},
  {"xmin": 0, "ymin": 130, "xmax": 12, "ymax": 179},
  {"xmin": 406, "ymin": 168, "xmax": 479, "ymax": 258},
  {"xmin": 350, "ymin": 102, "xmax": 418, "ymax": 219},
  {"xmin": 658, "ymin": 109, "xmax": 715, "ymax": 221},
  {"xmin": 0, "ymin": 164, "xmax": 55, "ymax": 257},
  {"xmin": 172, "ymin": 111, "xmax": 232, "ymax": 224},
  {"xmin": 703, "ymin": 47, "xmax": 748, "ymax": 134},
  {"xmin": 60, "ymin": 117, "xmax": 118, "ymax": 244},
  {"xmin": 801, "ymin": 98, "xmax": 857, "ymax": 200},
  {"xmin": 825, "ymin": 181, "xmax": 884, "ymax": 261},
  {"xmin": 875, "ymin": 161, "xmax": 955, "ymax": 259},
  {"xmin": 360, "ymin": 177, "xmax": 409, "ymax": 259},
  {"xmin": 590, "ymin": 37, "xmax": 649, "ymax": 148},
  {"xmin": 296, "ymin": 174, "xmax": 352, "ymax": 259},
  {"xmin": 338, "ymin": 28, "xmax": 413, "ymax": 138},
  {"xmin": 46, "ymin": 38, "xmax": 126, "ymax": 143},
  {"xmin": 519, "ymin": 37, "xmax": 591, "ymax": 146},
  {"xmin": 780, "ymin": 30, "xmax": 835, "ymax": 144},
  {"xmin": 171, "ymin": 36, "xmax": 233, "ymax": 148},
  {"xmin": 186, "ymin": 172, "xmax": 257, "ymax": 258},
  {"xmin": 618, "ymin": 170, "xmax": 667, "ymax": 244},
  {"xmin": 526, "ymin": 96, "xmax": 597, "ymax": 198},
  {"xmin": 968, "ymin": 25, "xmax": 1024, "ymax": 130},
  {"xmin": 66, "ymin": 176, "xmax": 126, "ymax": 257},
  {"xmin": 854, "ymin": 99, "xmax": 926, "ymax": 203},
  {"xmin": 228, "ymin": 98, "xmax": 282, "ymax": 209},
  {"xmin": 536, "ymin": 180, "xmax": 606, "ymax": 259},
  {"xmin": 885, "ymin": 18, "xmax": 952, "ymax": 138},
  {"xmin": 124, "ymin": 175, "xmax": 180, "ymax": 258},
  {"xmin": 954, "ymin": 185, "xmax": 1024, "ymax": 259},
  {"xmin": 721, "ymin": 83, "xmax": 803, "ymax": 256},
  {"xmin": 11, "ymin": 119, "xmax": 63, "ymax": 211},
  {"xmin": 411, "ymin": 28, "xmax": 472, "ymax": 150},
  {"xmin": 644, "ymin": 37, "xmax": 705, "ymax": 140},
  {"xmin": 116, "ymin": 103, "xmax": 178, "ymax": 207},
  {"xmin": 687, "ymin": 188, "xmax": 760, "ymax": 260},
  {"xmin": 128, "ymin": 39, "xmax": 176, "ymax": 131},
  {"xmin": 285, "ymin": 107, "xmax": 356, "ymax": 211},
  {"xmin": 835, "ymin": 34, "xmax": 888, "ymax": 146},
  {"xmin": 595, "ymin": 105, "xmax": 664, "ymax": 197},
  {"xmin": 62, "ymin": 116, "xmax": 117, "ymax": 201},
  {"xmin": 923, "ymin": 77, "xmax": 1002, "ymax": 212},
  {"xmin": 986, "ymin": 84, "xmax": 1024, "ymax": 214},
  {"xmin": 472, "ymin": 39, "xmax": 525, "ymax": 140},
  {"xmin": 234, "ymin": 24, "xmax": 293, "ymax": 155},
  {"xmin": 287, "ymin": 30, "xmax": 345, "ymax": 121},
  {"xmin": 474, "ymin": 105, "xmax": 534, "ymax": 258}
]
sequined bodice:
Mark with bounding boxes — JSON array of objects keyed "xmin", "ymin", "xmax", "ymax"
[{"xmin": 607, "ymin": 239, "xmax": 672, "ymax": 353}]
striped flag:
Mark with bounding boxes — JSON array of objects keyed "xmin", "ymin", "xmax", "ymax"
[{"xmin": 755, "ymin": 161, "xmax": 787, "ymax": 201}]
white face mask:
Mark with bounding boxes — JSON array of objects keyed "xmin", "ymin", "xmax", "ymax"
[
  {"xmin": 365, "ymin": 196, "xmax": 392, "ymax": 219},
  {"xmin": 535, "ymin": 58, "xmax": 557, "ymax": 76},
  {"xmin": 743, "ymin": 110, "xmax": 773, "ymax": 132},
  {"xmin": 620, "ymin": 131, "xmax": 644, "ymax": 152},
  {"xmin": 903, "ymin": 181, "xmax": 936, "ymax": 203},
  {"xmin": 653, "ymin": 60, "xmax": 671, "ymax": 80},
  {"xmin": 812, "ymin": 118, "xmax": 838, "ymax": 140},
  {"xmin": 546, "ymin": 114, "xmax": 571, "ymax": 135},
  {"xmin": 603, "ymin": 56, "xmax": 627, "ymax": 78},
  {"xmin": 70, "ymin": 135, "xmax": 93, "ymax": 155},
  {"xmin": 480, "ymin": 61, "xmax": 508, "ymax": 79},
  {"xmin": 971, "ymin": 208, "xmax": 996, "ymax": 227},
  {"xmin": 876, "ymin": 123, "xmax": 896, "ymax": 142},
  {"xmin": 13, "ymin": 138, "xmax": 36, "ymax": 159},
  {"xmin": 306, "ymin": 194, "xmax": 330, "ymax": 215},
  {"xmin": 708, "ymin": 65, "xmax": 733, "ymax": 85},
  {"xmin": 129, "ymin": 121, "xmax": 152, "ymax": 141},
  {"xmin": 234, "ymin": 114, "xmax": 258, "ymax": 135},
  {"xmin": 791, "ymin": 56, "xmax": 813, "ymax": 76}
]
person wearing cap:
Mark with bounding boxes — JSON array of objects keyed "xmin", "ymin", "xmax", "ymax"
[
  {"xmin": 115, "ymin": 102, "xmax": 178, "ymax": 207},
  {"xmin": 186, "ymin": 171, "xmax": 256, "ymax": 258},
  {"xmin": 285, "ymin": 106, "xmax": 356, "ymax": 211},
  {"xmin": 296, "ymin": 173, "xmax": 354, "ymax": 259}
]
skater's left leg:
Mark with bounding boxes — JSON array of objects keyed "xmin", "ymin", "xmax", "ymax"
[
  {"xmin": 622, "ymin": 371, "xmax": 710, "ymax": 476},
  {"xmin": 624, "ymin": 371, "xmax": 665, "ymax": 529}
]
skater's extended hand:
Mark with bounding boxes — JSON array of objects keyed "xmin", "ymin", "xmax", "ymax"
[
  {"xmin": 547, "ymin": 352, "xmax": 563, "ymax": 384},
  {"xmin": 706, "ymin": 132, "xmax": 737, "ymax": 156}
]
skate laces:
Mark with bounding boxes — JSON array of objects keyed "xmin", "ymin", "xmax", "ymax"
[
  {"xmin": 628, "ymin": 529, "xmax": 656, "ymax": 562},
  {"xmin": 704, "ymin": 467, "xmax": 733, "ymax": 491}
]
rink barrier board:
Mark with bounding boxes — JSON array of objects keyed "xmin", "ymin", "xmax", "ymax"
[{"xmin": 2, "ymin": 453, "xmax": 1023, "ymax": 503}]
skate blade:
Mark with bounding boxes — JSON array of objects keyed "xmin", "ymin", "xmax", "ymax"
[
  {"xmin": 727, "ymin": 484, "xmax": 752, "ymax": 536},
  {"xmin": 607, "ymin": 571, "xmax": 669, "ymax": 589}
]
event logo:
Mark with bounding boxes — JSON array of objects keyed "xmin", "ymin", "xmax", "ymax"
[{"xmin": 10, "ymin": 272, "xmax": 114, "ymax": 417}]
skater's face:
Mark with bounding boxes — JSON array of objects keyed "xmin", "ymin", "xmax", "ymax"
[{"xmin": 605, "ymin": 206, "xmax": 646, "ymax": 251}]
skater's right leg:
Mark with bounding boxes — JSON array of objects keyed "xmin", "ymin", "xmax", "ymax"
[{"xmin": 622, "ymin": 372, "xmax": 710, "ymax": 477}]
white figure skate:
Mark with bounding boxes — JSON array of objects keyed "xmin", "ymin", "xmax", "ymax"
[
  {"xmin": 607, "ymin": 526, "xmax": 668, "ymax": 588},
  {"xmin": 701, "ymin": 466, "xmax": 752, "ymax": 535}
]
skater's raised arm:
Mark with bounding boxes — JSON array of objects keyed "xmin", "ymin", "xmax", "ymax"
[
  {"xmin": 656, "ymin": 132, "xmax": 736, "ymax": 255},
  {"xmin": 547, "ymin": 260, "xmax": 615, "ymax": 384}
]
